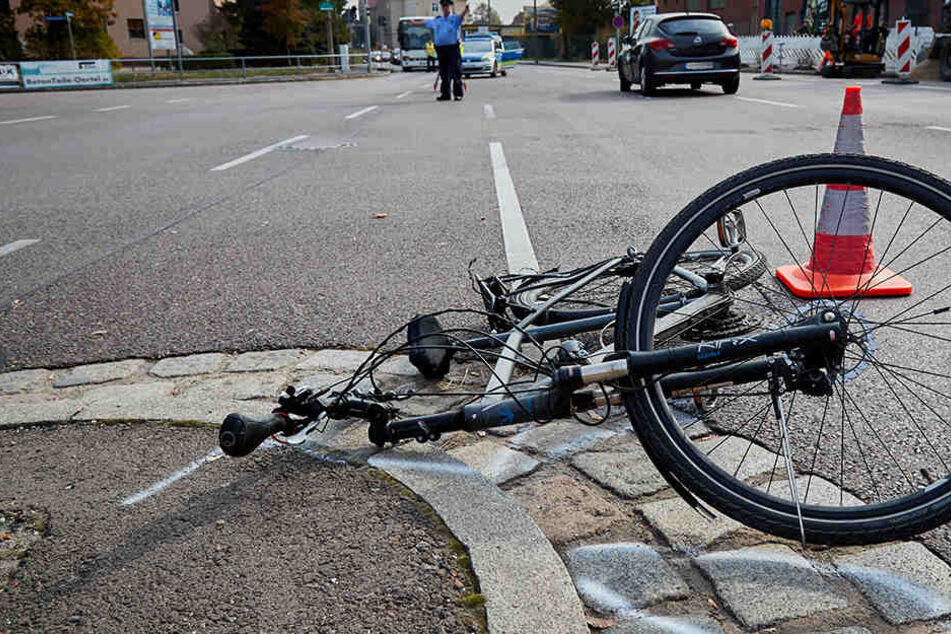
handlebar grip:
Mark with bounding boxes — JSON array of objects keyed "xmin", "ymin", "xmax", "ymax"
[{"xmin": 219, "ymin": 412, "xmax": 289, "ymax": 457}]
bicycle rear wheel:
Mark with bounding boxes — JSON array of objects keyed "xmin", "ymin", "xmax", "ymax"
[{"xmin": 619, "ymin": 154, "xmax": 951, "ymax": 545}]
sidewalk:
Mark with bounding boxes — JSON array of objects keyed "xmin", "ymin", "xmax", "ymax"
[{"xmin": 3, "ymin": 349, "xmax": 951, "ymax": 632}]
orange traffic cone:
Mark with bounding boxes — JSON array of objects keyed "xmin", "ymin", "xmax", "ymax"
[{"xmin": 775, "ymin": 87, "xmax": 913, "ymax": 298}]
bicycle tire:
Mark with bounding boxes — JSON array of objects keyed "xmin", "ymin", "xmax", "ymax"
[
  {"xmin": 619, "ymin": 154, "xmax": 951, "ymax": 545},
  {"xmin": 507, "ymin": 249, "xmax": 767, "ymax": 324}
]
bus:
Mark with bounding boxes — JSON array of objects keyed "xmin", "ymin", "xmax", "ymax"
[{"xmin": 397, "ymin": 17, "xmax": 434, "ymax": 71}]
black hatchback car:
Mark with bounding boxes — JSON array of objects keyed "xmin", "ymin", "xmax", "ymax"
[{"xmin": 619, "ymin": 12, "xmax": 740, "ymax": 96}]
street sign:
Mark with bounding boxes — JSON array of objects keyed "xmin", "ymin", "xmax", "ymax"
[
  {"xmin": 144, "ymin": 0, "xmax": 177, "ymax": 51},
  {"xmin": 612, "ymin": 15, "xmax": 624, "ymax": 30},
  {"xmin": 319, "ymin": 1, "xmax": 334, "ymax": 10},
  {"xmin": 44, "ymin": 16, "xmax": 68, "ymax": 21},
  {"xmin": 20, "ymin": 60, "xmax": 113, "ymax": 90}
]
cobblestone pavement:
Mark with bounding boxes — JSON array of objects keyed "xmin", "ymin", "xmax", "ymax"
[{"xmin": 3, "ymin": 348, "xmax": 951, "ymax": 633}]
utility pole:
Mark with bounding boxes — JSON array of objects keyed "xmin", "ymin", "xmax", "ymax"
[
  {"xmin": 170, "ymin": 0, "xmax": 183, "ymax": 81},
  {"xmin": 361, "ymin": 0, "xmax": 371, "ymax": 72},
  {"xmin": 326, "ymin": 9, "xmax": 334, "ymax": 56}
]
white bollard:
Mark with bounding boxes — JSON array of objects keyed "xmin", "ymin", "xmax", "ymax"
[
  {"xmin": 591, "ymin": 41, "xmax": 600, "ymax": 70},
  {"xmin": 339, "ymin": 44, "xmax": 350, "ymax": 73}
]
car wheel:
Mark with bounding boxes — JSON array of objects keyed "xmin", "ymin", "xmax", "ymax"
[
  {"xmin": 721, "ymin": 74, "xmax": 740, "ymax": 94},
  {"xmin": 639, "ymin": 63, "xmax": 656, "ymax": 96},
  {"xmin": 690, "ymin": 81, "xmax": 701, "ymax": 90},
  {"xmin": 620, "ymin": 71, "xmax": 632, "ymax": 92}
]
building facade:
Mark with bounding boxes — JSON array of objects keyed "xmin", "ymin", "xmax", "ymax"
[{"xmin": 8, "ymin": 0, "xmax": 215, "ymax": 58}]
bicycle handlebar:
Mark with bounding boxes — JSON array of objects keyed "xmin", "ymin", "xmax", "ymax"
[{"xmin": 219, "ymin": 411, "xmax": 290, "ymax": 457}]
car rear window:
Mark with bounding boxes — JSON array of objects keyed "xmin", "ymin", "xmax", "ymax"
[{"xmin": 659, "ymin": 18, "xmax": 728, "ymax": 36}]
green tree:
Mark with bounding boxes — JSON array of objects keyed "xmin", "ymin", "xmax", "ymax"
[
  {"xmin": 17, "ymin": 0, "xmax": 119, "ymax": 59},
  {"xmin": 196, "ymin": 5, "xmax": 243, "ymax": 54},
  {"xmin": 550, "ymin": 0, "xmax": 612, "ymax": 34},
  {"xmin": 0, "ymin": 6, "xmax": 22, "ymax": 60},
  {"xmin": 263, "ymin": 0, "xmax": 305, "ymax": 53},
  {"xmin": 471, "ymin": 2, "xmax": 501, "ymax": 25}
]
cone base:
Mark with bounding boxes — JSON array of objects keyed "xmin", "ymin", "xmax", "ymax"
[{"xmin": 776, "ymin": 263, "xmax": 913, "ymax": 298}]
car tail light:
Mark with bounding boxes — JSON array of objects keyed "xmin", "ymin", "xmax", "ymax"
[
  {"xmin": 648, "ymin": 38, "xmax": 674, "ymax": 51},
  {"xmin": 721, "ymin": 35, "xmax": 738, "ymax": 48}
]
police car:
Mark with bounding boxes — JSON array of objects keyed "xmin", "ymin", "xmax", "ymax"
[{"xmin": 461, "ymin": 33, "xmax": 506, "ymax": 77}]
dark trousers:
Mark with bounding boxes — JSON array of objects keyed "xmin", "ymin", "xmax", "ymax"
[
  {"xmin": 436, "ymin": 43, "xmax": 463, "ymax": 98},
  {"xmin": 427, "ymin": 56, "xmax": 435, "ymax": 71}
]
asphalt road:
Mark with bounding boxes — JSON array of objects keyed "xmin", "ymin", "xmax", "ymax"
[{"xmin": 0, "ymin": 68, "xmax": 949, "ymax": 371}]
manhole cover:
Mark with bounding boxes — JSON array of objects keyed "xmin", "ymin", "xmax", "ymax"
[{"xmin": 279, "ymin": 139, "xmax": 356, "ymax": 152}]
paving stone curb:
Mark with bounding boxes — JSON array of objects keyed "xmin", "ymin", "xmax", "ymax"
[{"xmin": 5, "ymin": 349, "xmax": 951, "ymax": 634}]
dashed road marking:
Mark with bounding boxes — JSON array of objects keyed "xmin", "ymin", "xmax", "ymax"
[
  {"xmin": 396, "ymin": 90, "xmax": 412, "ymax": 99},
  {"xmin": 420, "ymin": 82, "xmax": 433, "ymax": 89},
  {"xmin": 210, "ymin": 134, "xmax": 310, "ymax": 171},
  {"xmin": 0, "ymin": 115, "xmax": 57, "ymax": 126},
  {"xmin": 926, "ymin": 125, "xmax": 951, "ymax": 133},
  {"xmin": 484, "ymin": 103, "xmax": 496, "ymax": 118},
  {"xmin": 736, "ymin": 96, "xmax": 799, "ymax": 108},
  {"xmin": 166, "ymin": 98, "xmax": 191, "ymax": 103},
  {"xmin": 488, "ymin": 141, "xmax": 538, "ymax": 275},
  {"xmin": 0, "ymin": 239, "xmax": 40, "ymax": 258},
  {"xmin": 94, "ymin": 105, "xmax": 132, "ymax": 112},
  {"xmin": 345, "ymin": 105, "xmax": 379, "ymax": 119}
]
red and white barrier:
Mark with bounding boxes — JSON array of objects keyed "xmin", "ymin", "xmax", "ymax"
[
  {"xmin": 607, "ymin": 38, "xmax": 617, "ymax": 70},
  {"xmin": 591, "ymin": 41, "xmax": 600, "ymax": 70},
  {"xmin": 895, "ymin": 19, "xmax": 914, "ymax": 76},
  {"xmin": 761, "ymin": 30, "xmax": 774, "ymax": 73}
]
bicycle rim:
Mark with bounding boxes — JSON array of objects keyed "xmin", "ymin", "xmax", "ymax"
[{"xmin": 620, "ymin": 154, "xmax": 951, "ymax": 544}]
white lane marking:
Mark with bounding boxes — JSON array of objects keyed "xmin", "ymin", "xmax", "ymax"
[
  {"xmin": 210, "ymin": 134, "xmax": 310, "ymax": 171},
  {"xmin": 736, "ymin": 96, "xmax": 799, "ymax": 108},
  {"xmin": 489, "ymin": 142, "xmax": 538, "ymax": 275},
  {"xmin": 345, "ymin": 105, "xmax": 379, "ymax": 119},
  {"xmin": 120, "ymin": 447, "xmax": 224, "ymax": 505},
  {"xmin": 926, "ymin": 125, "xmax": 951, "ymax": 133},
  {"xmin": 0, "ymin": 115, "xmax": 57, "ymax": 126},
  {"xmin": 166, "ymin": 98, "xmax": 191, "ymax": 103},
  {"xmin": 0, "ymin": 239, "xmax": 40, "ymax": 258},
  {"xmin": 483, "ymin": 103, "xmax": 496, "ymax": 119},
  {"xmin": 395, "ymin": 90, "xmax": 412, "ymax": 99},
  {"xmin": 420, "ymin": 82, "xmax": 433, "ymax": 88},
  {"xmin": 94, "ymin": 105, "xmax": 131, "ymax": 112}
]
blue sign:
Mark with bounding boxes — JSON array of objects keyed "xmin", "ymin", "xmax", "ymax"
[{"xmin": 612, "ymin": 15, "xmax": 624, "ymax": 29}]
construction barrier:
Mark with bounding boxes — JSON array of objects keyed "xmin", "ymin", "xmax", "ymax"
[
  {"xmin": 883, "ymin": 19, "xmax": 920, "ymax": 84},
  {"xmin": 775, "ymin": 87, "xmax": 913, "ymax": 298},
  {"xmin": 607, "ymin": 38, "xmax": 617, "ymax": 71},
  {"xmin": 754, "ymin": 29, "xmax": 782, "ymax": 80},
  {"xmin": 591, "ymin": 41, "xmax": 600, "ymax": 70}
]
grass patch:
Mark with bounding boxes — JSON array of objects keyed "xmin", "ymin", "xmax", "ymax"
[{"xmin": 460, "ymin": 593, "xmax": 486, "ymax": 608}]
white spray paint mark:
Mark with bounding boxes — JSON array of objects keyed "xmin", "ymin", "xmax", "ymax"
[
  {"xmin": 838, "ymin": 563, "xmax": 951, "ymax": 616},
  {"xmin": 368, "ymin": 454, "xmax": 475, "ymax": 476},
  {"xmin": 120, "ymin": 447, "xmax": 224, "ymax": 506},
  {"xmin": 926, "ymin": 125, "xmax": 951, "ymax": 133},
  {"xmin": 573, "ymin": 576, "xmax": 643, "ymax": 617},
  {"xmin": 0, "ymin": 239, "xmax": 40, "ymax": 258},
  {"xmin": 483, "ymin": 103, "xmax": 495, "ymax": 118}
]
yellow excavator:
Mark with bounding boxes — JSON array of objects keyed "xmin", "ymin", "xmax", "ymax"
[{"xmin": 811, "ymin": 0, "xmax": 889, "ymax": 76}]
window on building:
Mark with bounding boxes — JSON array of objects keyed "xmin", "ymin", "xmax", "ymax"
[
  {"xmin": 709, "ymin": 0, "xmax": 725, "ymax": 9},
  {"xmin": 127, "ymin": 18, "xmax": 145, "ymax": 39},
  {"xmin": 686, "ymin": 0, "xmax": 702, "ymax": 10}
]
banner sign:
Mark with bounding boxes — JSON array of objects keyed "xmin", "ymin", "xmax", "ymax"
[
  {"xmin": 629, "ymin": 5, "xmax": 656, "ymax": 35},
  {"xmin": 20, "ymin": 60, "xmax": 113, "ymax": 90},
  {"xmin": 0, "ymin": 63, "xmax": 19, "ymax": 89},
  {"xmin": 523, "ymin": 6, "xmax": 559, "ymax": 34},
  {"xmin": 145, "ymin": 0, "xmax": 177, "ymax": 51}
]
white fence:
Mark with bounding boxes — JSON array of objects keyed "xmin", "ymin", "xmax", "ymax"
[{"xmin": 738, "ymin": 27, "xmax": 935, "ymax": 72}]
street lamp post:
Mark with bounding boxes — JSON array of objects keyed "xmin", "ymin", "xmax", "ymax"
[
  {"xmin": 170, "ymin": 1, "xmax": 183, "ymax": 81},
  {"xmin": 65, "ymin": 12, "xmax": 76, "ymax": 60}
]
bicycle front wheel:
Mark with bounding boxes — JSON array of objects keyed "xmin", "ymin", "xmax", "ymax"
[{"xmin": 619, "ymin": 154, "xmax": 951, "ymax": 545}]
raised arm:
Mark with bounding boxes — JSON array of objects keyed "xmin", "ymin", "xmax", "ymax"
[{"xmin": 460, "ymin": 3, "xmax": 470, "ymax": 22}]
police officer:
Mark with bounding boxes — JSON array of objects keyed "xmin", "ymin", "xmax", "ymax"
[{"xmin": 426, "ymin": 0, "xmax": 470, "ymax": 101}]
